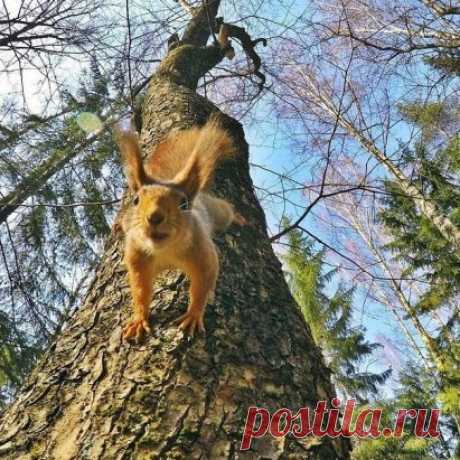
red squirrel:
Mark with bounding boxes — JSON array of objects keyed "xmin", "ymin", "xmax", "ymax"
[{"xmin": 115, "ymin": 116, "xmax": 245, "ymax": 340}]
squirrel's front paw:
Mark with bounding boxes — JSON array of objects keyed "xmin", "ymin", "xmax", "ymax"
[
  {"xmin": 123, "ymin": 318, "xmax": 151, "ymax": 341},
  {"xmin": 175, "ymin": 310, "xmax": 205, "ymax": 336}
]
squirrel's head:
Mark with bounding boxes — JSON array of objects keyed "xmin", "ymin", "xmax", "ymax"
[
  {"xmin": 130, "ymin": 184, "xmax": 190, "ymax": 246},
  {"xmin": 116, "ymin": 128, "xmax": 200, "ymax": 246}
]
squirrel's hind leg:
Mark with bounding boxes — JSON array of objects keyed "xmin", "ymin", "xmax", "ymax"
[{"xmin": 200, "ymin": 194, "xmax": 247, "ymax": 232}]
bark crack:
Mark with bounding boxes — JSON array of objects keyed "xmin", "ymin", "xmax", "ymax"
[{"xmin": 157, "ymin": 405, "xmax": 191, "ymax": 457}]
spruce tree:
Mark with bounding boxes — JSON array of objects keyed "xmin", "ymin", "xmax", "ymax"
[
  {"xmin": 284, "ymin": 226, "xmax": 391, "ymax": 402},
  {"xmin": 380, "ymin": 113, "xmax": 460, "ymax": 432},
  {"xmin": 352, "ymin": 364, "xmax": 456, "ymax": 460},
  {"xmin": 0, "ymin": 58, "xmax": 124, "ymax": 400}
]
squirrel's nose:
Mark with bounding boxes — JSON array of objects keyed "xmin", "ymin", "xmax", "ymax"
[{"xmin": 149, "ymin": 211, "xmax": 164, "ymax": 226}]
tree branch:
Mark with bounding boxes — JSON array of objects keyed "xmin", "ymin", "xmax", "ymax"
[
  {"xmin": 216, "ymin": 20, "xmax": 267, "ymax": 92},
  {"xmin": 176, "ymin": 0, "xmax": 196, "ymax": 16},
  {"xmin": 181, "ymin": 0, "xmax": 221, "ymax": 47}
]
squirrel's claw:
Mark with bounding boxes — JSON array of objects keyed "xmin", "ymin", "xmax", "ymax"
[
  {"xmin": 123, "ymin": 318, "xmax": 151, "ymax": 342},
  {"xmin": 175, "ymin": 311, "xmax": 205, "ymax": 337}
]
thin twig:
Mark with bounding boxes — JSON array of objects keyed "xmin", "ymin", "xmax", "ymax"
[
  {"xmin": 7, "ymin": 198, "xmax": 121, "ymax": 209},
  {"xmin": 177, "ymin": 0, "xmax": 195, "ymax": 15},
  {"xmin": 125, "ymin": 0, "xmax": 134, "ymax": 110}
]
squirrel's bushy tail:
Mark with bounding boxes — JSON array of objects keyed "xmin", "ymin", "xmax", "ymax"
[
  {"xmin": 146, "ymin": 115, "xmax": 235, "ymax": 195},
  {"xmin": 185, "ymin": 116, "xmax": 235, "ymax": 191}
]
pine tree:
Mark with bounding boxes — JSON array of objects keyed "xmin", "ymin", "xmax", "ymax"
[
  {"xmin": 284, "ymin": 226, "xmax": 391, "ymax": 402},
  {"xmin": 352, "ymin": 364, "xmax": 456, "ymax": 460},
  {"xmin": 0, "ymin": 312, "xmax": 39, "ymax": 407},
  {"xmin": 380, "ymin": 116, "xmax": 460, "ymax": 432},
  {"xmin": 381, "ymin": 139, "xmax": 460, "ymax": 313},
  {"xmin": 0, "ymin": 57, "xmax": 124, "ymax": 400}
]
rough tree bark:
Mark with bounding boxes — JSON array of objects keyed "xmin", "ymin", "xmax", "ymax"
[{"xmin": 0, "ymin": 3, "xmax": 351, "ymax": 459}]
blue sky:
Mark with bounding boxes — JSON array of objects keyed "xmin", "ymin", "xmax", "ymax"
[{"xmin": 244, "ymin": 109, "xmax": 404, "ymax": 393}]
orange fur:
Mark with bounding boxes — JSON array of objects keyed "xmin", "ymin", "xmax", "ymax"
[
  {"xmin": 115, "ymin": 117, "xmax": 245, "ymax": 340},
  {"xmin": 114, "ymin": 129, "xmax": 147, "ymax": 191},
  {"xmin": 146, "ymin": 115, "xmax": 235, "ymax": 192}
]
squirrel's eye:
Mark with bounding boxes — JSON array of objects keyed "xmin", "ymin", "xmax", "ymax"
[
  {"xmin": 178, "ymin": 197, "xmax": 189, "ymax": 210},
  {"xmin": 132, "ymin": 195, "xmax": 139, "ymax": 205}
]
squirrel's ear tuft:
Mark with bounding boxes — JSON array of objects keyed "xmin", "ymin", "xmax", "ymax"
[
  {"xmin": 114, "ymin": 126, "xmax": 147, "ymax": 192},
  {"xmin": 173, "ymin": 159, "xmax": 201, "ymax": 201}
]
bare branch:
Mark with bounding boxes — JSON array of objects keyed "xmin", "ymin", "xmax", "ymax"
[
  {"xmin": 176, "ymin": 0, "xmax": 196, "ymax": 16},
  {"xmin": 219, "ymin": 21, "xmax": 267, "ymax": 92}
]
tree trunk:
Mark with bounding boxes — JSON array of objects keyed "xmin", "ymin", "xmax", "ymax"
[{"xmin": 0, "ymin": 8, "xmax": 350, "ymax": 460}]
